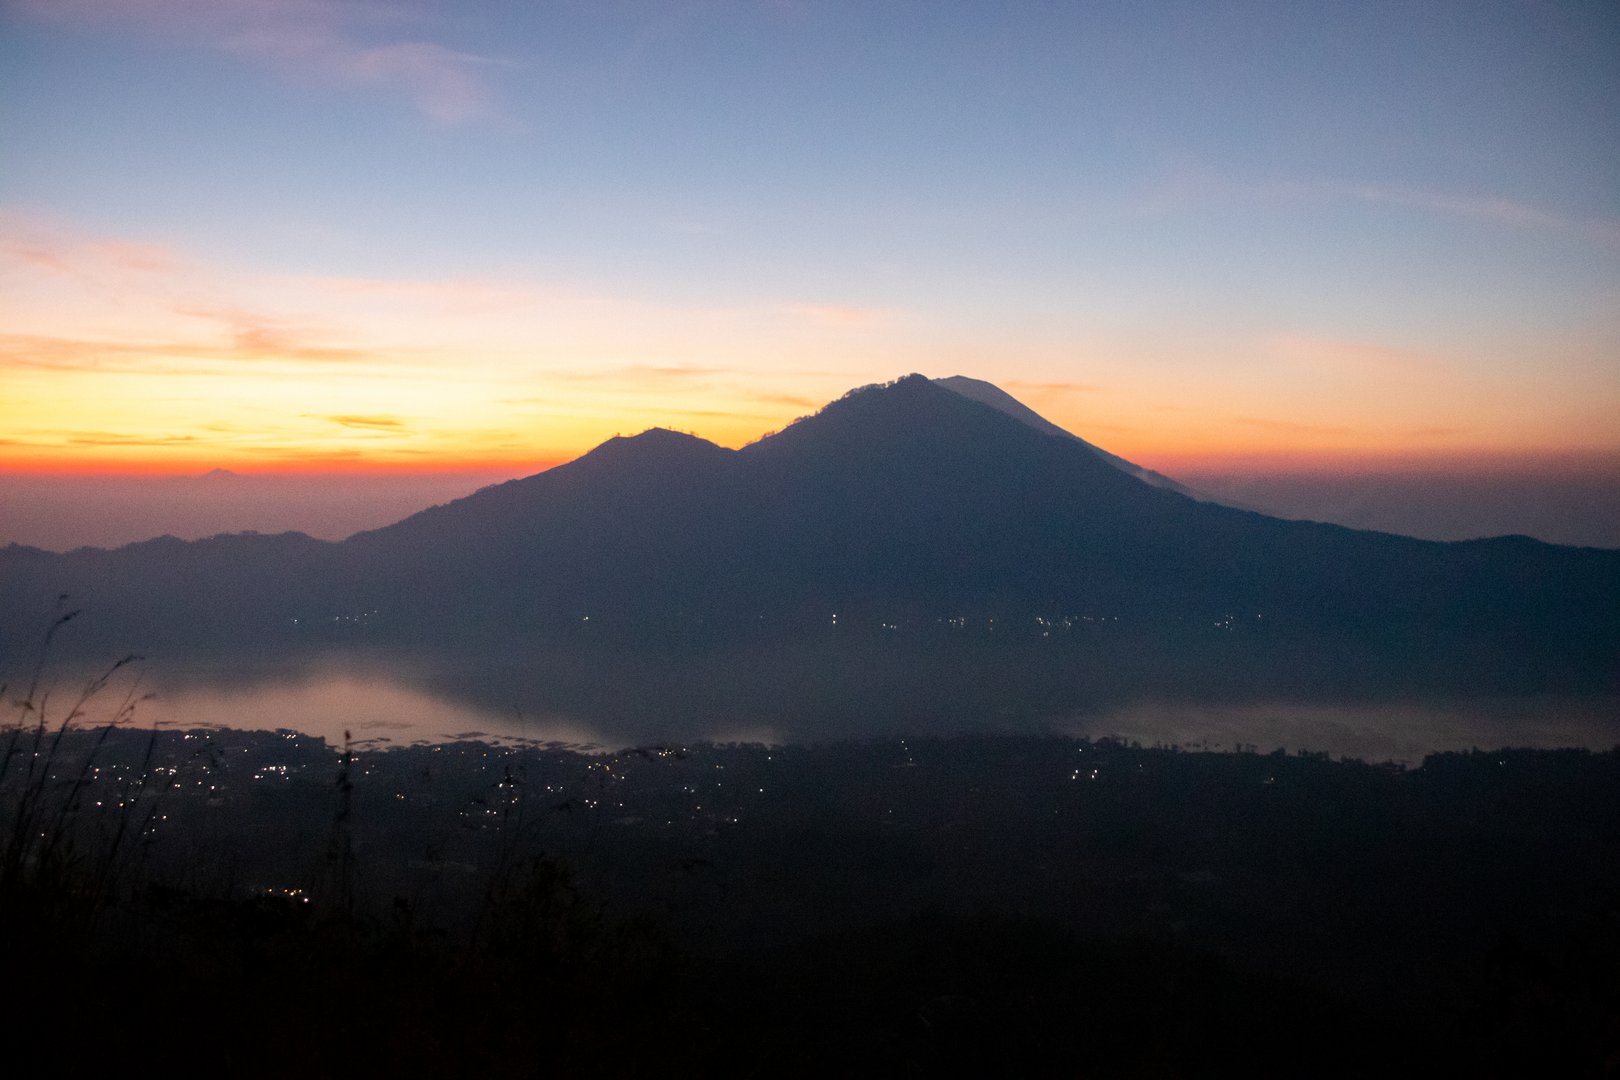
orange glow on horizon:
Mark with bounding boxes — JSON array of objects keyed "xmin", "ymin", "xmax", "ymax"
[
  {"xmin": 4, "ymin": 213, "xmax": 1617, "ymax": 484},
  {"xmin": 1135, "ymin": 446, "xmax": 1620, "ymax": 480},
  {"xmin": 0, "ymin": 457, "xmax": 566, "ymax": 479},
  {"xmin": 7, "ymin": 432, "xmax": 1617, "ymax": 485}
]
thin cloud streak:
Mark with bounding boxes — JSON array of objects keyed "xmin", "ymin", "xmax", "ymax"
[
  {"xmin": 226, "ymin": 27, "xmax": 507, "ymax": 126},
  {"xmin": 1004, "ymin": 380, "xmax": 1106, "ymax": 394},
  {"xmin": 1236, "ymin": 177, "xmax": 1620, "ymax": 252},
  {"xmin": 1232, "ymin": 417, "xmax": 1359, "ymax": 437},
  {"xmin": 746, "ymin": 392, "xmax": 820, "ymax": 409},
  {"xmin": 1146, "ymin": 172, "xmax": 1620, "ymax": 251},
  {"xmin": 174, "ymin": 306, "xmax": 376, "ymax": 363},
  {"xmin": 0, "ymin": 332, "xmax": 375, "ymax": 371},
  {"xmin": 65, "ymin": 432, "xmax": 200, "ymax": 446},
  {"xmin": 12, "ymin": 0, "xmax": 509, "ymax": 125},
  {"xmin": 1, "ymin": 210, "xmax": 185, "ymax": 287},
  {"xmin": 653, "ymin": 408, "xmax": 773, "ymax": 421},
  {"xmin": 317, "ymin": 414, "xmax": 410, "ymax": 432},
  {"xmin": 1335, "ymin": 183, "xmax": 1620, "ymax": 250},
  {"xmin": 782, "ymin": 304, "xmax": 886, "ymax": 327},
  {"xmin": 616, "ymin": 364, "xmax": 732, "ymax": 381}
]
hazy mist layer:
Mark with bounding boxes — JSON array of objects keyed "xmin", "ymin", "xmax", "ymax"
[
  {"xmin": 0, "ymin": 470, "xmax": 522, "ymax": 551},
  {"xmin": 5, "ymin": 462, "xmax": 1615, "ymax": 553},
  {"xmin": 13, "ymin": 644, "xmax": 1618, "ymax": 763}
]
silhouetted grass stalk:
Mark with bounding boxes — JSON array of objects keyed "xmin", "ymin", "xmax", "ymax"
[{"xmin": 0, "ymin": 606, "xmax": 156, "ymax": 927}]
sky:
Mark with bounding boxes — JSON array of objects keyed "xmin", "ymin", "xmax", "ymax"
[{"xmin": 1, "ymin": 0, "xmax": 1617, "ymax": 547}]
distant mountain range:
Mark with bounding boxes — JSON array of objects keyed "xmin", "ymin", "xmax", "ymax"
[{"xmin": 4, "ymin": 375, "xmax": 1616, "ymax": 696}]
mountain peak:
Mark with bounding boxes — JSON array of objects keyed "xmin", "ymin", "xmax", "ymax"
[
  {"xmin": 604, "ymin": 427, "xmax": 716, "ymax": 449},
  {"xmin": 742, "ymin": 373, "xmax": 995, "ymax": 460},
  {"xmin": 581, "ymin": 427, "xmax": 724, "ymax": 454},
  {"xmin": 569, "ymin": 426, "xmax": 733, "ymax": 474}
]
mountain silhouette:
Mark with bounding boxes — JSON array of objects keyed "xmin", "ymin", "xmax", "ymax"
[
  {"xmin": 931, "ymin": 375, "xmax": 1203, "ymax": 499},
  {"xmin": 3, "ymin": 375, "xmax": 1616, "ymax": 697}
]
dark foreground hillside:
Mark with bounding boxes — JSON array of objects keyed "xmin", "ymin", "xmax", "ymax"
[{"xmin": 5, "ymin": 724, "xmax": 1617, "ymax": 1077}]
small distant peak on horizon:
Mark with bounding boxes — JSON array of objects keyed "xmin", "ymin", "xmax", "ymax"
[
  {"xmin": 198, "ymin": 467, "xmax": 242, "ymax": 480},
  {"xmin": 573, "ymin": 426, "xmax": 732, "ymax": 467},
  {"xmin": 604, "ymin": 426, "xmax": 726, "ymax": 448},
  {"xmin": 623, "ymin": 426, "xmax": 706, "ymax": 440}
]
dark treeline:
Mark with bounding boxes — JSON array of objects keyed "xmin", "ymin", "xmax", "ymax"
[{"xmin": 5, "ymin": 726, "xmax": 1617, "ymax": 1076}]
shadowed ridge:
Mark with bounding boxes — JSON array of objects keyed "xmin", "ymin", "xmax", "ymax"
[
  {"xmin": 349, "ymin": 427, "xmax": 735, "ymax": 547},
  {"xmin": 742, "ymin": 374, "xmax": 1141, "ymax": 477},
  {"xmin": 737, "ymin": 373, "xmax": 1182, "ymax": 516},
  {"xmin": 932, "ymin": 375, "xmax": 1204, "ymax": 499},
  {"xmin": 717, "ymin": 373, "xmax": 1215, "ymax": 616},
  {"xmin": 0, "ymin": 526, "xmax": 346, "ymax": 654},
  {"xmin": 931, "ymin": 376, "xmax": 1080, "ymax": 442},
  {"xmin": 742, "ymin": 373, "xmax": 955, "ymax": 449},
  {"xmin": 130, "ymin": 529, "xmax": 325, "ymax": 549},
  {"xmin": 533, "ymin": 425, "xmax": 736, "ymax": 494},
  {"xmin": 336, "ymin": 425, "xmax": 745, "ymax": 626}
]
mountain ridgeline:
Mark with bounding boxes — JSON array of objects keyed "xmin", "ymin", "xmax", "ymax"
[{"xmin": 4, "ymin": 375, "xmax": 1617, "ymax": 697}]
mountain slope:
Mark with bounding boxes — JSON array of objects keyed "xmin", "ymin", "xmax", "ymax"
[
  {"xmin": 932, "ymin": 375, "xmax": 1203, "ymax": 499},
  {"xmin": 2, "ymin": 375, "xmax": 1616, "ymax": 697}
]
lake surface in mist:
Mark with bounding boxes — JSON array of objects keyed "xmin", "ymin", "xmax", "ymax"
[{"xmin": 13, "ymin": 644, "xmax": 1616, "ymax": 763}]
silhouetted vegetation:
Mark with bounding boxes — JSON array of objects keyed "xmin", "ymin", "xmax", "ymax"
[{"xmin": 4, "ymin": 707, "xmax": 1617, "ymax": 1075}]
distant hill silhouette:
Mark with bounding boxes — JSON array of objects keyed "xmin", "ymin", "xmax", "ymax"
[{"xmin": 3, "ymin": 375, "xmax": 1616, "ymax": 697}]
